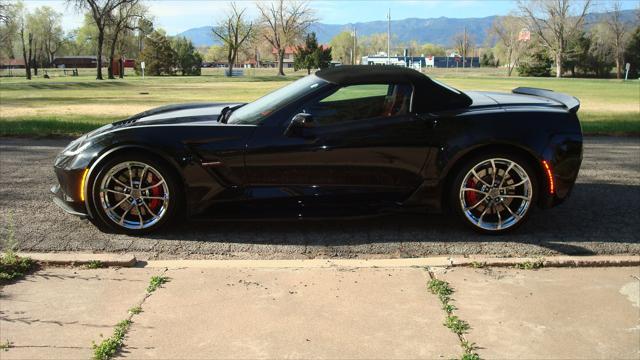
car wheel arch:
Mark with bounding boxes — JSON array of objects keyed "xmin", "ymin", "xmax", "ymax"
[
  {"xmin": 83, "ymin": 144, "xmax": 185, "ymax": 220},
  {"xmin": 439, "ymin": 143, "xmax": 545, "ymax": 212}
]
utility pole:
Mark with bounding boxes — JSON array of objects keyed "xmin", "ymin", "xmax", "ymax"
[
  {"xmin": 353, "ymin": 26, "xmax": 357, "ymax": 65},
  {"xmin": 387, "ymin": 8, "xmax": 391, "ymax": 65},
  {"xmin": 463, "ymin": 26, "xmax": 467, "ymax": 69}
]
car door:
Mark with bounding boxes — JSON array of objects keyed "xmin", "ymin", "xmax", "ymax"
[{"xmin": 243, "ymin": 82, "xmax": 434, "ymax": 209}]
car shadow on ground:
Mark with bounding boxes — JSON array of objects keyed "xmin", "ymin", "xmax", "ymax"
[{"xmin": 140, "ymin": 182, "xmax": 638, "ymax": 256}]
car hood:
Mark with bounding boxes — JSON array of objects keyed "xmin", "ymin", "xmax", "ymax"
[
  {"xmin": 81, "ymin": 102, "xmax": 244, "ymax": 141},
  {"xmin": 465, "ymin": 91, "xmax": 566, "ymax": 110},
  {"xmin": 116, "ymin": 102, "xmax": 244, "ymax": 126}
]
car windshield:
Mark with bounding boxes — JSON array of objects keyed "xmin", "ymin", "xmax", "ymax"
[{"xmin": 227, "ymin": 75, "xmax": 328, "ymax": 125}]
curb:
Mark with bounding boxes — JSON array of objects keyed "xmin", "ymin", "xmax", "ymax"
[
  {"xmin": 14, "ymin": 253, "xmax": 638, "ymax": 269},
  {"xmin": 453, "ymin": 255, "xmax": 640, "ymax": 268},
  {"xmin": 143, "ymin": 255, "xmax": 640, "ymax": 269},
  {"xmin": 17, "ymin": 252, "xmax": 137, "ymax": 267}
]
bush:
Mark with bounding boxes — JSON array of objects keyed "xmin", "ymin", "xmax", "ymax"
[{"xmin": 517, "ymin": 50, "xmax": 552, "ymax": 77}]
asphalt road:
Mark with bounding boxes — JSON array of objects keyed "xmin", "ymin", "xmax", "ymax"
[{"xmin": 1, "ymin": 137, "xmax": 638, "ymax": 260}]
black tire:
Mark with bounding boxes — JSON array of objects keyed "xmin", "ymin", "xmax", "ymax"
[
  {"xmin": 87, "ymin": 153, "xmax": 183, "ymax": 235},
  {"xmin": 449, "ymin": 152, "xmax": 538, "ymax": 235}
]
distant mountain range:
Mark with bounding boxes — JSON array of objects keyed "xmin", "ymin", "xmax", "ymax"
[{"xmin": 177, "ymin": 9, "xmax": 636, "ymax": 48}]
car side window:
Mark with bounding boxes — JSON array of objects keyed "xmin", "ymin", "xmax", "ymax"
[{"xmin": 306, "ymin": 83, "xmax": 412, "ymax": 126}]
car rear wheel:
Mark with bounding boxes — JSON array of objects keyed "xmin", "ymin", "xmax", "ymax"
[
  {"xmin": 89, "ymin": 154, "xmax": 181, "ymax": 234},
  {"xmin": 451, "ymin": 153, "xmax": 537, "ymax": 234}
]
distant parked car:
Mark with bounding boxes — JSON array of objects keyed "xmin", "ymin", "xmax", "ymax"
[{"xmin": 52, "ymin": 66, "xmax": 583, "ymax": 234}]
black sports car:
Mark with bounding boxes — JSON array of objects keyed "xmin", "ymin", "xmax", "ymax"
[{"xmin": 52, "ymin": 66, "xmax": 583, "ymax": 235}]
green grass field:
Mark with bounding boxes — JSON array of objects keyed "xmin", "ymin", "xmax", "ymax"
[{"xmin": 0, "ymin": 67, "xmax": 638, "ymax": 136}]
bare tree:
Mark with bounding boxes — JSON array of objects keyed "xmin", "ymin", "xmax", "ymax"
[
  {"xmin": 518, "ymin": 0, "xmax": 591, "ymax": 78},
  {"xmin": 453, "ymin": 27, "xmax": 473, "ymax": 68},
  {"xmin": 212, "ymin": 2, "xmax": 253, "ymax": 77},
  {"xmin": 492, "ymin": 15, "xmax": 528, "ymax": 76},
  {"xmin": 105, "ymin": 0, "xmax": 145, "ymax": 79},
  {"xmin": 256, "ymin": 0, "xmax": 315, "ymax": 76},
  {"xmin": 607, "ymin": 1, "xmax": 629, "ymax": 79},
  {"xmin": 0, "ymin": 1, "xmax": 10, "ymax": 24},
  {"xmin": 68, "ymin": 0, "xmax": 131, "ymax": 80},
  {"xmin": 19, "ymin": 13, "xmax": 35, "ymax": 80}
]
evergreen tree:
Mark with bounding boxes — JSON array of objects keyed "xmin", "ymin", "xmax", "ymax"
[
  {"xmin": 294, "ymin": 32, "xmax": 332, "ymax": 74},
  {"xmin": 172, "ymin": 36, "xmax": 202, "ymax": 75},
  {"xmin": 517, "ymin": 48, "xmax": 552, "ymax": 77},
  {"xmin": 138, "ymin": 30, "xmax": 176, "ymax": 76},
  {"xmin": 624, "ymin": 26, "xmax": 640, "ymax": 78}
]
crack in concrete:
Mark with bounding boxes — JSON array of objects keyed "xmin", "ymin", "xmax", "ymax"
[
  {"xmin": 425, "ymin": 267, "xmax": 481, "ymax": 359},
  {"xmin": 91, "ymin": 267, "xmax": 169, "ymax": 359}
]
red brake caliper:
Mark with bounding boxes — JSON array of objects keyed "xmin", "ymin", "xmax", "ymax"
[
  {"xmin": 465, "ymin": 178, "xmax": 478, "ymax": 206},
  {"xmin": 147, "ymin": 173, "xmax": 162, "ymax": 211}
]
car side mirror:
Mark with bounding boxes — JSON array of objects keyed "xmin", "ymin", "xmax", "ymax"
[{"xmin": 285, "ymin": 113, "xmax": 314, "ymax": 137}]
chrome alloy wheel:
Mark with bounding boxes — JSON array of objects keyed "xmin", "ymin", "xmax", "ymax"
[
  {"xmin": 459, "ymin": 158, "xmax": 532, "ymax": 231},
  {"xmin": 98, "ymin": 161, "xmax": 170, "ymax": 230}
]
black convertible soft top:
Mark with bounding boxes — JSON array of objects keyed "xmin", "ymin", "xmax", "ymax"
[
  {"xmin": 316, "ymin": 65, "xmax": 428, "ymax": 85},
  {"xmin": 316, "ymin": 65, "xmax": 472, "ymax": 112}
]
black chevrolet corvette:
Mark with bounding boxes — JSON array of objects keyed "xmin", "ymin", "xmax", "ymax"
[{"xmin": 52, "ymin": 66, "xmax": 583, "ymax": 235}]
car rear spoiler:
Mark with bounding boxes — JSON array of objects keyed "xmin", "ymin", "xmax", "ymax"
[{"xmin": 512, "ymin": 87, "xmax": 580, "ymax": 113}]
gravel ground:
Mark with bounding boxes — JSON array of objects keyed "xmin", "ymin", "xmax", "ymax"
[{"xmin": 0, "ymin": 136, "xmax": 638, "ymax": 260}]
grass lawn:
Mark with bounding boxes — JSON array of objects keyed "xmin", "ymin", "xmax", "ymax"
[{"xmin": 1, "ymin": 68, "xmax": 638, "ymax": 136}]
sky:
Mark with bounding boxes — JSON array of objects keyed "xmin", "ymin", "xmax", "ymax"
[{"xmin": 23, "ymin": 0, "xmax": 639, "ymax": 36}]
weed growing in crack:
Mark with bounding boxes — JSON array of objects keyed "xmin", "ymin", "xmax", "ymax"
[
  {"xmin": 87, "ymin": 260, "xmax": 104, "ymax": 269},
  {"xmin": 515, "ymin": 259, "xmax": 544, "ymax": 270},
  {"xmin": 427, "ymin": 276, "xmax": 481, "ymax": 360},
  {"xmin": 428, "ymin": 279, "xmax": 453, "ymax": 296},
  {"xmin": 0, "ymin": 339, "xmax": 12, "ymax": 351},
  {"xmin": 92, "ymin": 319, "xmax": 131, "ymax": 360},
  {"xmin": 445, "ymin": 315, "xmax": 471, "ymax": 335},
  {"xmin": 128, "ymin": 306, "xmax": 142, "ymax": 315},
  {"xmin": 470, "ymin": 261, "xmax": 486, "ymax": 269},
  {"xmin": 442, "ymin": 303, "xmax": 457, "ymax": 314},
  {"xmin": 147, "ymin": 275, "xmax": 170, "ymax": 293}
]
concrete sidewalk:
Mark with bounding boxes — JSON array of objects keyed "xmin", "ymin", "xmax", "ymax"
[{"xmin": 1, "ymin": 261, "xmax": 638, "ymax": 359}]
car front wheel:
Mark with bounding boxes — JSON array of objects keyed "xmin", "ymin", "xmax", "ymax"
[
  {"xmin": 89, "ymin": 154, "xmax": 181, "ymax": 234},
  {"xmin": 451, "ymin": 153, "xmax": 537, "ymax": 234}
]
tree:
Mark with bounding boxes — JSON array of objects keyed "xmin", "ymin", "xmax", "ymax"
[
  {"xmin": 562, "ymin": 31, "xmax": 590, "ymax": 77},
  {"xmin": 212, "ymin": 2, "xmax": 253, "ymax": 77},
  {"xmin": 105, "ymin": 0, "xmax": 146, "ymax": 79},
  {"xmin": 518, "ymin": 0, "xmax": 591, "ymax": 78},
  {"xmin": 138, "ymin": 30, "xmax": 176, "ymax": 76},
  {"xmin": 585, "ymin": 22, "xmax": 615, "ymax": 78},
  {"xmin": 0, "ymin": 0, "xmax": 19, "ymax": 59},
  {"xmin": 491, "ymin": 15, "xmax": 528, "ymax": 76},
  {"xmin": 69, "ymin": 0, "xmax": 134, "ymax": 80},
  {"xmin": 329, "ymin": 31, "xmax": 355, "ymax": 65},
  {"xmin": 172, "ymin": 36, "xmax": 202, "ymax": 75},
  {"xmin": 204, "ymin": 45, "xmax": 226, "ymax": 63},
  {"xmin": 453, "ymin": 28, "xmax": 474, "ymax": 68},
  {"xmin": 16, "ymin": 3, "xmax": 34, "ymax": 79},
  {"xmin": 624, "ymin": 26, "xmax": 640, "ymax": 78},
  {"xmin": 294, "ymin": 32, "xmax": 331, "ymax": 74},
  {"xmin": 257, "ymin": 0, "xmax": 315, "ymax": 76},
  {"xmin": 606, "ymin": 1, "xmax": 630, "ymax": 79},
  {"xmin": 359, "ymin": 33, "xmax": 390, "ymax": 56},
  {"xmin": 419, "ymin": 43, "xmax": 446, "ymax": 56},
  {"xmin": 517, "ymin": 47, "xmax": 552, "ymax": 76},
  {"xmin": 29, "ymin": 6, "xmax": 63, "ymax": 67}
]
